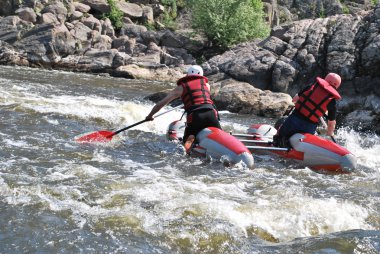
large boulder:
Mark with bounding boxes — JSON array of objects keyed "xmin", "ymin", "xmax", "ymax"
[
  {"xmin": 41, "ymin": 1, "xmax": 68, "ymax": 24},
  {"xmin": 0, "ymin": 40, "xmax": 29, "ymax": 65},
  {"xmin": 81, "ymin": 0, "xmax": 110, "ymax": 13},
  {"xmin": 114, "ymin": 64, "xmax": 183, "ymax": 82},
  {"xmin": 15, "ymin": 7, "xmax": 37, "ymax": 23},
  {"xmin": 13, "ymin": 23, "xmax": 76, "ymax": 65},
  {"xmin": 213, "ymin": 79, "xmax": 293, "ymax": 117},
  {"xmin": 117, "ymin": 2, "xmax": 143, "ymax": 19}
]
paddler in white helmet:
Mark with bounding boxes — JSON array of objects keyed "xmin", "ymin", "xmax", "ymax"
[
  {"xmin": 274, "ymin": 73, "xmax": 342, "ymax": 147},
  {"xmin": 145, "ymin": 65, "xmax": 221, "ymax": 153}
]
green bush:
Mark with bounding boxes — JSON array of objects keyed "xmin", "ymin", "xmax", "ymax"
[
  {"xmin": 158, "ymin": 0, "xmax": 180, "ymax": 30},
  {"xmin": 342, "ymin": 4, "xmax": 350, "ymax": 14},
  {"xmin": 189, "ymin": 0, "xmax": 270, "ymax": 48},
  {"xmin": 103, "ymin": 0, "xmax": 124, "ymax": 30}
]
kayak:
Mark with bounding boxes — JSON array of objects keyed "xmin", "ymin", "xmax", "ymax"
[
  {"xmin": 167, "ymin": 120, "xmax": 254, "ymax": 169},
  {"xmin": 234, "ymin": 124, "xmax": 357, "ymax": 174}
]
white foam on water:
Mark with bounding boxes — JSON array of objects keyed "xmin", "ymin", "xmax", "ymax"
[
  {"xmin": 0, "ymin": 176, "xmax": 33, "ymax": 205},
  {"xmin": 43, "ymin": 171, "xmax": 77, "ymax": 182},
  {"xmin": 3, "ymin": 138, "xmax": 30, "ymax": 148},
  {"xmin": 44, "ymin": 117, "xmax": 60, "ymax": 125},
  {"xmin": 25, "ymin": 95, "xmax": 142, "ymax": 124},
  {"xmin": 221, "ymin": 121, "xmax": 249, "ymax": 133},
  {"xmin": 226, "ymin": 194, "xmax": 371, "ymax": 242},
  {"xmin": 2, "ymin": 83, "xmax": 184, "ymax": 134},
  {"xmin": 337, "ymin": 128, "xmax": 380, "ymax": 172},
  {"xmin": 84, "ymin": 164, "xmax": 373, "ymax": 242},
  {"xmin": 91, "ymin": 150, "xmax": 114, "ymax": 163},
  {"xmin": 50, "ymin": 163, "xmax": 108, "ymax": 178}
]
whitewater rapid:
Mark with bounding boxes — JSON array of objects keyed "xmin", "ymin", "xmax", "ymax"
[{"xmin": 0, "ymin": 66, "xmax": 378, "ymax": 253}]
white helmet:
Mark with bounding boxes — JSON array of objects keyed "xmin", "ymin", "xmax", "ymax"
[{"xmin": 187, "ymin": 65, "xmax": 203, "ymax": 76}]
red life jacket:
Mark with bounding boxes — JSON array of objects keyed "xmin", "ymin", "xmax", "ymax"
[
  {"xmin": 177, "ymin": 75, "xmax": 214, "ymax": 111},
  {"xmin": 295, "ymin": 77, "xmax": 341, "ymax": 123}
]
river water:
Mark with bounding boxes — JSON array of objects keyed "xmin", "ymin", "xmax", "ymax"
[{"xmin": 0, "ymin": 65, "xmax": 379, "ymax": 253}]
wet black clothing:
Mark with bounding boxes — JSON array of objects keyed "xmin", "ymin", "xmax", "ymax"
[{"xmin": 183, "ymin": 107, "xmax": 221, "ymax": 143}]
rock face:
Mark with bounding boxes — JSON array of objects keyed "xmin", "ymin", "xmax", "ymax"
[
  {"xmin": 0, "ymin": 0, "xmax": 203, "ymax": 82},
  {"xmin": 262, "ymin": 0, "xmax": 373, "ymax": 27},
  {"xmin": 206, "ymin": 8, "xmax": 380, "ymax": 133},
  {"xmin": 0, "ymin": 0, "xmax": 379, "ymax": 133}
]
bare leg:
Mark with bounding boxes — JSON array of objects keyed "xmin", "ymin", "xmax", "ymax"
[{"xmin": 184, "ymin": 135, "xmax": 195, "ymax": 154}]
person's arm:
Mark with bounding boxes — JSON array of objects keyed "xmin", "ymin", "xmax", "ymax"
[
  {"xmin": 292, "ymin": 94, "xmax": 299, "ymax": 103},
  {"xmin": 327, "ymin": 120, "xmax": 336, "ymax": 136},
  {"xmin": 146, "ymin": 86, "xmax": 182, "ymax": 120},
  {"xmin": 326, "ymin": 99, "xmax": 337, "ymax": 136}
]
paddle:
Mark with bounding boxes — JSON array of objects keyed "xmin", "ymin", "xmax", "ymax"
[
  {"xmin": 319, "ymin": 117, "xmax": 337, "ymax": 143},
  {"xmin": 75, "ymin": 105, "xmax": 182, "ymax": 143}
]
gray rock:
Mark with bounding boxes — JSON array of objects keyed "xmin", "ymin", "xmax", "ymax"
[
  {"xmin": 73, "ymin": 2, "xmax": 91, "ymax": 13},
  {"xmin": 15, "ymin": 7, "xmax": 37, "ymax": 23},
  {"xmin": 101, "ymin": 18, "xmax": 115, "ymax": 38},
  {"xmin": 120, "ymin": 23, "xmax": 147, "ymax": 38},
  {"xmin": 69, "ymin": 22, "xmax": 93, "ymax": 50},
  {"xmin": 39, "ymin": 13, "xmax": 59, "ymax": 24},
  {"xmin": 159, "ymin": 30, "xmax": 183, "ymax": 48},
  {"xmin": 79, "ymin": 48, "xmax": 118, "ymax": 71},
  {"xmin": 82, "ymin": 15, "xmax": 102, "ymax": 32},
  {"xmin": 41, "ymin": 2, "xmax": 68, "ymax": 23},
  {"xmin": 117, "ymin": 2, "xmax": 143, "ymax": 19},
  {"xmin": 142, "ymin": 6, "xmax": 154, "ymax": 24},
  {"xmin": 82, "ymin": 0, "xmax": 110, "ymax": 13},
  {"xmin": 13, "ymin": 23, "xmax": 76, "ymax": 65},
  {"xmin": 0, "ymin": 0, "xmax": 19, "ymax": 16},
  {"xmin": 213, "ymin": 79, "xmax": 293, "ymax": 117},
  {"xmin": 70, "ymin": 11, "xmax": 84, "ymax": 21},
  {"xmin": 112, "ymin": 35, "xmax": 129, "ymax": 50}
]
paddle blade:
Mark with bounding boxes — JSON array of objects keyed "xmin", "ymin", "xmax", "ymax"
[{"xmin": 75, "ymin": 130, "xmax": 115, "ymax": 143}]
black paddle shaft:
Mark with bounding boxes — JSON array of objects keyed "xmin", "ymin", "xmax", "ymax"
[
  {"xmin": 112, "ymin": 119, "xmax": 149, "ymax": 136},
  {"xmin": 110, "ymin": 105, "xmax": 183, "ymax": 137}
]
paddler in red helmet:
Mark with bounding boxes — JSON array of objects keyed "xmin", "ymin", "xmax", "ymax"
[
  {"xmin": 145, "ymin": 65, "xmax": 221, "ymax": 153},
  {"xmin": 274, "ymin": 73, "xmax": 342, "ymax": 147}
]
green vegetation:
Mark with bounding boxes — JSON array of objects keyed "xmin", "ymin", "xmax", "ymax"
[
  {"xmin": 103, "ymin": 0, "xmax": 124, "ymax": 30},
  {"xmin": 188, "ymin": 0, "xmax": 270, "ymax": 48},
  {"xmin": 371, "ymin": 0, "xmax": 379, "ymax": 6},
  {"xmin": 342, "ymin": 4, "xmax": 350, "ymax": 14},
  {"xmin": 319, "ymin": 6, "xmax": 326, "ymax": 18},
  {"xmin": 161, "ymin": 10, "xmax": 178, "ymax": 30},
  {"xmin": 159, "ymin": 0, "xmax": 184, "ymax": 30}
]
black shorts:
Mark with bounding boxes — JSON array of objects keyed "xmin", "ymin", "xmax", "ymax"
[{"xmin": 183, "ymin": 109, "xmax": 221, "ymax": 143}]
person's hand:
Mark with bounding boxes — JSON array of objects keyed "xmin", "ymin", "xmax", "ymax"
[
  {"xmin": 316, "ymin": 124, "xmax": 327, "ymax": 135},
  {"xmin": 145, "ymin": 115, "xmax": 154, "ymax": 121}
]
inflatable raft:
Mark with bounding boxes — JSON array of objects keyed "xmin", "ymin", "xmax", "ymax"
[
  {"xmin": 167, "ymin": 120, "xmax": 254, "ymax": 169},
  {"xmin": 235, "ymin": 124, "xmax": 357, "ymax": 174}
]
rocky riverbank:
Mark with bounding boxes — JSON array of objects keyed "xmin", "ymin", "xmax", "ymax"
[{"xmin": 0, "ymin": 0, "xmax": 379, "ymax": 133}]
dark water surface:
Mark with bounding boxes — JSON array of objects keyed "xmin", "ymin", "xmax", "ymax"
[{"xmin": 0, "ymin": 66, "xmax": 379, "ymax": 253}]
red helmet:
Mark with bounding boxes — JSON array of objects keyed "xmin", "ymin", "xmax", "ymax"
[{"xmin": 324, "ymin": 73, "xmax": 341, "ymax": 89}]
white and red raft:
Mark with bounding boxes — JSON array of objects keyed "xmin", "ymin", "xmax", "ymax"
[
  {"xmin": 235, "ymin": 124, "xmax": 357, "ymax": 174},
  {"xmin": 167, "ymin": 120, "xmax": 254, "ymax": 169}
]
